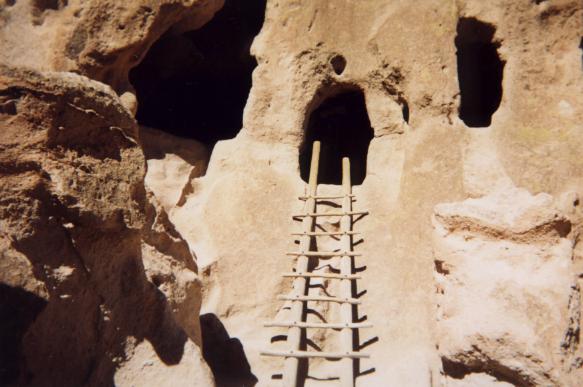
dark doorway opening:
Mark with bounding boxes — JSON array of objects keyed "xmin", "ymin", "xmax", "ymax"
[
  {"xmin": 299, "ymin": 89, "xmax": 374, "ymax": 185},
  {"xmin": 129, "ymin": 0, "xmax": 266, "ymax": 147},
  {"xmin": 455, "ymin": 18, "xmax": 505, "ymax": 127}
]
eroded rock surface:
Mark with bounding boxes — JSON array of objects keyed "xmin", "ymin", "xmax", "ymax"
[
  {"xmin": 1, "ymin": 0, "xmax": 583, "ymax": 386},
  {"xmin": 140, "ymin": 126, "xmax": 209, "ymax": 213},
  {"xmin": 433, "ymin": 187, "xmax": 581, "ymax": 386},
  {"xmin": 165, "ymin": 1, "xmax": 583, "ymax": 386},
  {"xmin": 0, "ymin": 67, "xmax": 212, "ymax": 386},
  {"xmin": 0, "ymin": 0, "xmax": 224, "ymax": 92},
  {"xmin": 1, "ymin": 1, "xmax": 227, "ymax": 385}
]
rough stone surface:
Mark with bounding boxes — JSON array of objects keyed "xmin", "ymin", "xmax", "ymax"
[
  {"xmin": 0, "ymin": 67, "xmax": 212, "ymax": 385},
  {"xmin": 0, "ymin": 0, "xmax": 223, "ymax": 92},
  {"xmin": 140, "ymin": 126, "xmax": 209, "ymax": 213},
  {"xmin": 166, "ymin": 1, "xmax": 583, "ymax": 386},
  {"xmin": 433, "ymin": 187, "xmax": 580, "ymax": 386},
  {"xmin": 1, "ymin": 0, "xmax": 583, "ymax": 386}
]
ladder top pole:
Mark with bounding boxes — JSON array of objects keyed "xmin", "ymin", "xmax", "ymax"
[
  {"xmin": 342, "ymin": 156, "xmax": 351, "ymax": 192},
  {"xmin": 308, "ymin": 141, "xmax": 321, "ymax": 191}
]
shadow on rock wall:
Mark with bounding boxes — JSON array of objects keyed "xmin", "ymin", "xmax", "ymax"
[
  {"xmin": 201, "ymin": 313, "xmax": 258, "ymax": 387},
  {"xmin": 0, "ymin": 284, "xmax": 47, "ymax": 385}
]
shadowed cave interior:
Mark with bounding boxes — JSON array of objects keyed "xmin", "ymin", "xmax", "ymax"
[
  {"xmin": 299, "ymin": 89, "xmax": 374, "ymax": 185},
  {"xmin": 455, "ymin": 17, "xmax": 505, "ymax": 128},
  {"xmin": 130, "ymin": 0, "xmax": 266, "ymax": 148}
]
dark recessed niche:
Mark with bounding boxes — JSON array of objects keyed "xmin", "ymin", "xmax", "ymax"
[
  {"xmin": 455, "ymin": 17, "xmax": 505, "ymax": 127},
  {"xmin": 129, "ymin": 0, "xmax": 266, "ymax": 148},
  {"xmin": 330, "ymin": 54, "xmax": 347, "ymax": 75},
  {"xmin": 401, "ymin": 99, "xmax": 409, "ymax": 123},
  {"xmin": 299, "ymin": 89, "xmax": 374, "ymax": 185}
]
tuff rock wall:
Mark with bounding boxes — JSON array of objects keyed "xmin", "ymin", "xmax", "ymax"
[
  {"xmin": 0, "ymin": 1, "xmax": 222, "ymax": 386},
  {"xmin": 1, "ymin": 1, "xmax": 583, "ymax": 387}
]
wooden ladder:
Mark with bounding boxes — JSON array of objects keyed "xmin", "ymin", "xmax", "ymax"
[{"xmin": 261, "ymin": 141, "xmax": 371, "ymax": 387}]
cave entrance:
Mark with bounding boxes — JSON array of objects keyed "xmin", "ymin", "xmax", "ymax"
[
  {"xmin": 129, "ymin": 0, "xmax": 266, "ymax": 148},
  {"xmin": 455, "ymin": 17, "xmax": 505, "ymax": 127},
  {"xmin": 299, "ymin": 89, "xmax": 374, "ymax": 185}
]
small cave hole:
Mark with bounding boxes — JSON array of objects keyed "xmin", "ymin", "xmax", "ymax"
[
  {"xmin": 455, "ymin": 18, "xmax": 505, "ymax": 127},
  {"xmin": 330, "ymin": 54, "xmax": 347, "ymax": 75},
  {"xmin": 33, "ymin": 0, "xmax": 67, "ymax": 11},
  {"xmin": 299, "ymin": 89, "xmax": 373, "ymax": 185},
  {"xmin": 31, "ymin": 0, "xmax": 68, "ymax": 25},
  {"xmin": 129, "ymin": 0, "xmax": 266, "ymax": 149}
]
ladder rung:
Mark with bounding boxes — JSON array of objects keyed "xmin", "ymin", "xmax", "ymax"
[
  {"xmin": 277, "ymin": 294, "xmax": 361, "ymax": 305},
  {"xmin": 261, "ymin": 350, "xmax": 370, "ymax": 359},
  {"xmin": 291, "ymin": 231, "xmax": 359, "ymax": 236},
  {"xmin": 282, "ymin": 272, "xmax": 361, "ymax": 280},
  {"xmin": 293, "ymin": 211, "xmax": 368, "ymax": 218},
  {"xmin": 264, "ymin": 321, "xmax": 372, "ymax": 329},
  {"xmin": 299, "ymin": 195, "xmax": 355, "ymax": 200},
  {"xmin": 286, "ymin": 251, "xmax": 362, "ymax": 257}
]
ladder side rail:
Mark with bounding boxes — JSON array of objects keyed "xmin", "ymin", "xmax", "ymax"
[
  {"xmin": 283, "ymin": 141, "xmax": 320, "ymax": 387},
  {"xmin": 340, "ymin": 157, "xmax": 355, "ymax": 387}
]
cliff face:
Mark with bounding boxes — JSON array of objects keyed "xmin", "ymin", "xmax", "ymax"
[
  {"xmin": 0, "ymin": 1, "xmax": 221, "ymax": 386},
  {"xmin": 1, "ymin": 1, "xmax": 583, "ymax": 386}
]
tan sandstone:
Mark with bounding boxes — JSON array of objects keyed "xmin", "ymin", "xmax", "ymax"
[{"xmin": 1, "ymin": 0, "xmax": 583, "ymax": 386}]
